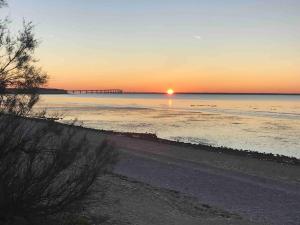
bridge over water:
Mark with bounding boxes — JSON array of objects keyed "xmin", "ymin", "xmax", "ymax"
[{"xmin": 68, "ymin": 89, "xmax": 123, "ymax": 94}]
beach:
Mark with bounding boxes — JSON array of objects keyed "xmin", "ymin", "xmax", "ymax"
[{"xmin": 29, "ymin": 118, "xmax": 300, "ymax": 225}]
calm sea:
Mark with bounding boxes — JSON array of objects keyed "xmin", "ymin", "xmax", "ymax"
[{"xmin": 37, "ymin": 94, "xmax": 300, "ymax": 158}]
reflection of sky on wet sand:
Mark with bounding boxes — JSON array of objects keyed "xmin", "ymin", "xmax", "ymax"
[{"xmin": 36, "ymin": 94, "xmax": 300, "ymax": 158}]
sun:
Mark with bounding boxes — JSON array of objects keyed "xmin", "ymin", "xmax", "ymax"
[{"xmin": 167, "ymin": 88, "xmax": 174, "ymax": 95}]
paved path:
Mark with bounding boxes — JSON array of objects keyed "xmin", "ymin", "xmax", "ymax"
[{"xmin": 114, "ymin": 150, "xmax": 300, "ymax": 225}]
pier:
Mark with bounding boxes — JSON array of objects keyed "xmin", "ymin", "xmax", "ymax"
[{"xmin": 68, "ymin": 89, "xmax": 123, "ymax": 94}]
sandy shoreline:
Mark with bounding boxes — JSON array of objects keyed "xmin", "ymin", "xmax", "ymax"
[
  {"xmin": 61, "ymin": 122, "xmax": 300, "ymax": 165},
  {"xmin": 17, "ymin": 118, "xmax": 300, "ymax": 224}
]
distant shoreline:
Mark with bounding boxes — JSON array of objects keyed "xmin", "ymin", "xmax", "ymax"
[
  {"xmin": 123, "ymin": 92, "xmax": 300, "ymax": 95},
  {"xmin": 6, "ymin": 88, "xmax": 300, "ymax": 95},
  {"xmin": 49, "ymin": 90, "xmax": 300, "ymax": 95},
  {"xmin": 5, "ymin": 88, "xmax": 68, "ymax": 94}
]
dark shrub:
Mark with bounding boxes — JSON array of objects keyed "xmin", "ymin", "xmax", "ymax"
[{"xmin": 0, "ymin": 115, "xmax": 116, "ymax": 224}]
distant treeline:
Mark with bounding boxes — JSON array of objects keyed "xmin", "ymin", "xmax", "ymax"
[{"xmin": 4, "ymin": 88, "xmax": 68, "ymax": 94}]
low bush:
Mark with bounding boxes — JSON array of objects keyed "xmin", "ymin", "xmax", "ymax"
[{"xmin": 0, "ymin": 115, "xmax": 116, "ymax": 224}]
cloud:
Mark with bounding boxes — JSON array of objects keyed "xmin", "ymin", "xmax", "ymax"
[{"xmin": 193, "ymin": 35, "xmax": 202, "ymax": 40}]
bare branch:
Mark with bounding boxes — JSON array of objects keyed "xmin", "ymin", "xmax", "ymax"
[{"xmin": 0, "ymin": 5, "xmax": 48, "ymax": 115}]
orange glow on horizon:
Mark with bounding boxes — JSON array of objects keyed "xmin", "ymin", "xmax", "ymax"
[
  {"xmin": 43, "ymin": 52, "xmax": 300, "ymax": 94},
  {"xmin": 47, "ymin": 76, "xmax": 300, "ymax": 94}
]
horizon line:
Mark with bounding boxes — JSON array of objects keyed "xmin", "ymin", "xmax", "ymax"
[
  {"xmin": 124, "ymin": 92, "xmax": 300, "ymax": 95},
  {"xmin": 45, "ymin": 88, "xmax": 300, "ymax": 95}
]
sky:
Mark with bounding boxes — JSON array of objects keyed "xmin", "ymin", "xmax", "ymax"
[{"xmin": 3, "ymin": 0, "xmax": 300, "ymax": 93}]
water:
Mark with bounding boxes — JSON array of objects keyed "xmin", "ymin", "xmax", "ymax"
[{"xmin": 36, "ymin": 94, "xmax": 300, "ymax": 158}]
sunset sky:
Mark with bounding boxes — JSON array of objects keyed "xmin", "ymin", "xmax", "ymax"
[{"xmin": 5, "ymin": 0, "xmax": 300, "ymax": 93}]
